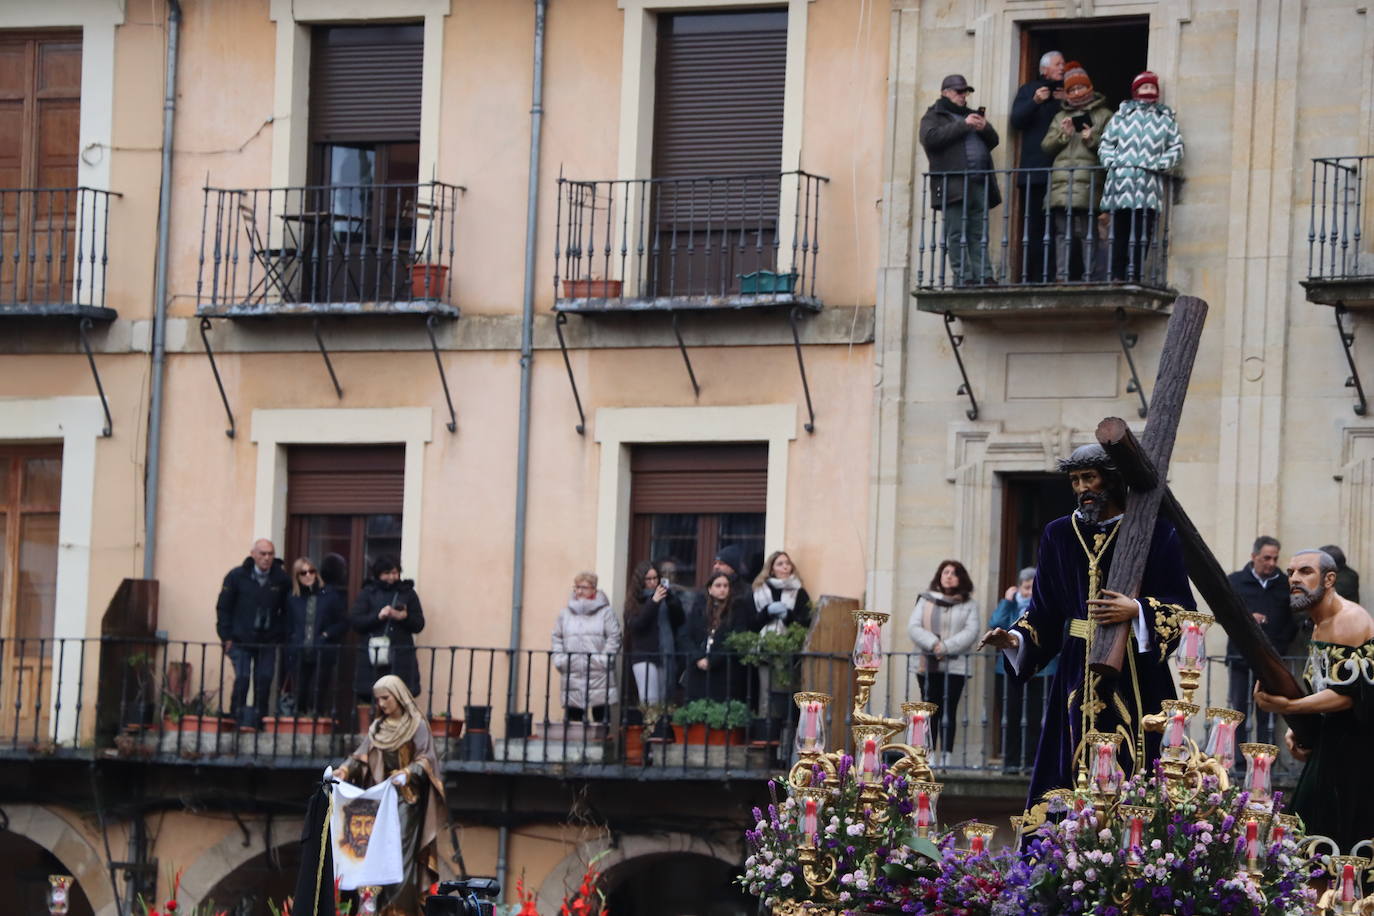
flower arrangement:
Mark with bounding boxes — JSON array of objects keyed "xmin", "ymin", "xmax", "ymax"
[
  {"xmin": 133, "ymin": 868, "xmax": 226, "ymax": 916},
  {"xmin": 509, "ymin": 858, "xmax": 607, "ymax": 916}
]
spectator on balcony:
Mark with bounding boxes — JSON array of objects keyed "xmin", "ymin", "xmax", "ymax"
[
  {"xmin": 920, "ymin": 74, "xmax": 1001, "ymax": 286},
  {"xmin": 216, "ymin": 538, "xmax": 290, "ymax": 727},
  {"xmin": 552, "ymin": 571, "xmax": 622, "ymax": 723},
  {"xmin": 333, "ymin": 674, "xmax": 445, "ymax": 916},
  {"xmin": 624, "ymin": 560, "xmax": 685, "ymax": 708},
  {"xmin": 284, "ymin": 557, "xmax": 348, "ymax": 717},
  {"xmin": 1225, "ymin": 536, "xmax": 1292, "ymax": 746},
  {"xmin": 683, "ymin": 571, "xmax": 749, "ymax": 702},
  {"xmin": 1040, "ymin": 61, "xmax": 1111, "ymax": 282},
  {"xmin": 750, "ymin": 550, "xmax": 812, "ymax": 632},
  {"xmin": 1010, "ymin": 50, "xmax": 1065, "ymax": 282},
  {"xmin": 990, "ymin": 566, "xmax": 1055, "ymax": 774},
  {"xmin": 351, "ymin": 555, "xmax": 426, "ymax": 702},
  {"xmin": 1099, "ymin": 71, "xmax": 1184, "ymax": 283},
  {"xmin": 907, "ymin": 559, "xmax": 981, "ymax": 767}
]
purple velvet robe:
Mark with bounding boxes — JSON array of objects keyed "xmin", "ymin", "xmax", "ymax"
[{"xmin": 1010, "ymin": 512, "xmax": 1194, "ymax": 806}]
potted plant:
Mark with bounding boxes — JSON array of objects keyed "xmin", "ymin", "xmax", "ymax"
[
  {"xmin": 670, "ymin": 699, "xmax": 749, "ymax": 746},
  {"xmin": 162, "ymin": 689, "xmax": 232, "ymax": 733},
  {"xmin": 264, "ymin": 715, "xmax": 337, "ymax": 736},
  {"xmin": 561, "ymin": 276, "xmax": 623, "ymax": 299},
  {"xmin": 427, "ymin": 711, "xmax": 465, "ymax": 739},
  {"xmin": 122, "ymin": 650, "xmax": 158, "ymax": 729},
  {"xmin": 409, "ymin": 261, "xmax": 449, "ymax": 300},
  {"xmin": 725, "ymin": 623, "xmax": 809, "ymax": 741}
]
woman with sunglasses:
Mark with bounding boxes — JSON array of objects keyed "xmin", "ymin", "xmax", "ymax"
[{"xmin": 285, "ymin": 557, "xmax": 348, "ymax": 716}]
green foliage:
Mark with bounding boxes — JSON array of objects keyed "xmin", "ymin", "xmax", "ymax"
[
  {"xmin": 669, "ymin": 698, "xmax": 750, "ymax": 729},
  {"xmin": 723, "ymin": 624, "xmax": 808, "ymax": 687},
  {"xmin": 161, "ymin": 688, "xmax": 220, "ymax": 722}
]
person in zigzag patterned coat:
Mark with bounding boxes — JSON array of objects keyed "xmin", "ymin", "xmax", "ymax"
[{"xmin": 1099, "ymin": 71, "xmax": 1185, "ymax": 283}]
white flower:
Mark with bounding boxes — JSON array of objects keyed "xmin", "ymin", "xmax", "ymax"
[
  {"xmin": 757, "ymin": 820, "xmax": 769, "ymax": 832},
  {"xmin": 1099, "ymin": 828, "xmax": 1113, "ymax": 842},
  {"xmin": 846, "ymin": 824, "xmax": 865, "ymax": 836},
  {"xmin": 746, "ymin": 856, "xmax": 756, "ymax": 868},
  {"xmin": 1072, "ymin": 880, "xmax": 1085, "ymax": 892},
  {"xmin": 838, "ymin": 892, "xmax": 852, "ymax": 903},
  {"xmin": 855, "ymin": 875, "xmax": 870, "ymax": 891},
  {"xmin": 840, "ymin": 872, "xmax": 855, "ymax": 886},
  {"xmin": 1150, "ymin": 839, "xmax": 1162, "ymax": 850},
  {"xmin": 1085, "ymin": 868, "xmax": 1097, "ymax": 881},
  {"xmin": 780, "ymin": 873, "xmax": 794, "ymax": 887}
]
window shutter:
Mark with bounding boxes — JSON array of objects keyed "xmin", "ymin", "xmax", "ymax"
[
  {"xmin": 631, "ymin": 444, "xmax": 767, "ymax": 513},
  {"xmin": 287, "ymin": 446, "xmax": 404, "ymax": 515},
  {"xmin": 309, "ymin": 25, "xmax": 423, "ymax": 143}
]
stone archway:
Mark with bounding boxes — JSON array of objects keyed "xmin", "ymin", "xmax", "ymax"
[
  {"xmin": 1, "ymin": 804, "xmax": 115, "ymax": 916},
  {"xmin": 536, "ymin": 832, "xmax": 744, "ymax": 914},
  {"xmin": 177, "ymin": 815, "xmax": 305, "ymax": 913}
]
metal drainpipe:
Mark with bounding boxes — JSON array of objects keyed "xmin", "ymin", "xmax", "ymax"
[
  {"xmin": 501, "ymin": 0, "xmax": 546, "ymax": 894},
  {"xmin": 143, "ymin": 0, "xmax": 181, "ymax": 581}
]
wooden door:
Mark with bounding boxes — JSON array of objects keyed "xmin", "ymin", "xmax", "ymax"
[
  {"xmin": 0, "ymin": 446, "xmax": 62, "ymax": 743},
  {"xmin": 0, "ymin": 32, "xmax": 81, "ymax": 304}
]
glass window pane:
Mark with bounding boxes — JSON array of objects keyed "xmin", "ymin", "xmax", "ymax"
[
  {"xmin": 364, "ymin": 513, "xmax": 403, "ymax": 580},
  {"xmin": 17, "ymin": 513, "xmax": 59, "ymax": 655},
  {"xmin": 365, "ymin": 513, "xmax": 402, "ymax": 538},
  {"xmin": 0, "ymin": 458, "xmax": 10, "ymax": 505},
  {"xmin": 21, "ymin": 457, "xmax": 61, "ymax": 506},
  {"xmin": 303, "ymin": 515, "xmax": 352, "ymax": 590},
  {"xmin": 648, "ymin": 513, "xmax": 699, "ymax": 587},
  {"xmin": 718, "ymin": 513, "xmax": 766, "ymax": 581}
]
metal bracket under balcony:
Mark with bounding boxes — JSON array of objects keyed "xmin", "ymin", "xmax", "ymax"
[
  {"xmin": 1304, "ymin": 155, "xmax": 1374, "ymax": 308},
  {"xmin": 911, "ymin": 166, "xmax": 1178, "ymax": 319}
]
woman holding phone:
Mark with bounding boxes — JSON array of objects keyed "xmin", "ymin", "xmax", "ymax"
[
  {"xmin": 1040, "ymin": 61, "xmax": 1111, "ymax": 281},
  {"xmin": 351, "ymin": 554, "xmax": 427, "ymax": 703}
]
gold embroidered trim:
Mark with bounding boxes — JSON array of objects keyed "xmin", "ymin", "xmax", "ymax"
[
  {"xmin": 1147, "ymin": 597, "xmax": 1183, "ymax": 649},
  {"xmin": 1015, "ymin": 615, "xmax": 1041, "ymax": 647},
  {"xmin": 1068, "ymin": 618, "xmax": 1092, "ymax": 639}
]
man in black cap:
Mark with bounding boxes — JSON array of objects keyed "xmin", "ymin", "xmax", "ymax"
[{"xmin": 920, "ymin": 74, "xmax": 1001, "ymax": 286}]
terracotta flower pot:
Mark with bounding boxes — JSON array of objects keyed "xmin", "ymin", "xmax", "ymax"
[
  {"xmin": 562, "ymin": 278, "xmax": 622, "ymax": 299},
  {"xmin": 410, "ymin": 263, "xmax": 449, "ymax": 300},
  {"xmin": 676, "ymin": 723, "xmax": 746, "ymax": 746},
  {"xmin": 623, "ymin": 724, "xmax": 645, "ymax": 765},
  {"xmin": 427, "ymin": 716, "xmax": 465, "ymax": 739}
]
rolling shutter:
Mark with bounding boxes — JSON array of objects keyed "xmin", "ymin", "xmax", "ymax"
[
  {"xmin": 287, "ymin": 445, "xmax": 405, "ymax": 515},
  {"xmin": 631, "ymin": 444, "xmax": 768, "ymax": 513},
  {"xmin": 652, "ymin": 11, "xmax": 788, "ymax": 179},
  {"xmin": 309, "ymin": 25, "xmax": 423, "ymax": 143}
]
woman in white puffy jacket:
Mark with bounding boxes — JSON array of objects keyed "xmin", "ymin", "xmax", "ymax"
[
  {"xmin": 907, "ymin": 559, "xmax": 981, "ymax": 764},
  {"xmin": 552, "ymin": 570, "xmax": 622, "ymax": 722}
]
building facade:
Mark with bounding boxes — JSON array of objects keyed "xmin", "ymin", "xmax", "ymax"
[{"xmin": 1, "ymin": 0, "xmax": 1372, "ymax": 913}]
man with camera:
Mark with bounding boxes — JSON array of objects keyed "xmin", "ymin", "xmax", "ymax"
[
  {"xmin": 216, "ymin": 538, "xmax": 290, "ymax": 727},
  {"xmin": 1009, "ymin": 50, "xmax": 1064, "ymax": 282},
  {"xmin": 919, "ymin": 73, "xmax": 1001, "ymax": 286}
]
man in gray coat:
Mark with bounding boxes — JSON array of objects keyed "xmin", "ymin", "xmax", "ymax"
[{"xmin": 920, "ymin": 74, "xmax": 1001, "ymax": 286}]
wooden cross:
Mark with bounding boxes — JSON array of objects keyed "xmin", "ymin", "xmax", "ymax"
[{"xmin": 1087, "ymin": 295, "xmax": 1317, "ymax": 746}]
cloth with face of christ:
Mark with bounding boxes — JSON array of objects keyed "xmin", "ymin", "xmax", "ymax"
[
  {"xmin": 1002, "ymin": 510, "xmax": 1194, "ymax": 807},
  {"xmin": 329, "ymin": 769, "xmax": 404, "ymax": 890}
]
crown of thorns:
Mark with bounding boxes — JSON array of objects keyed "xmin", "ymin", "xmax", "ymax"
[{"xmin": 1057, "ymin": 443, "xmax": 1118, "ymax": 473}]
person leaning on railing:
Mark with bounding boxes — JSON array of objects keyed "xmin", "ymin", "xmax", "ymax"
[
  {"xmin": 285, "ymin": 556, "xmax": 347, "ymax": 716},
  {"xmin": 1039, "ymin": 61, "xmax": 1112, "ymax": 283},
  {"xmin": 989, "ymin": 566, "xmax": 1055, "ymax": 774},
  {"xmin": 919, "ymin": 73, "xmax": 1001, "ymax": 286},
  {"xmin": 683, "ymin": 571, "xmax": 750, "ymax": 703},
  {"xmin": 1098, "ymin": 71, "xmax": 1184, "ymax": 283},
  {"xmin": 907, "ymin": 559, "xmax": 982, "ymax": 767}
]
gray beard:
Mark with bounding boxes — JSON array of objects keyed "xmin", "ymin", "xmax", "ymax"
[{"xmin": 1290, "ymin": 582, "xmax": 1324, "ymax": 611}]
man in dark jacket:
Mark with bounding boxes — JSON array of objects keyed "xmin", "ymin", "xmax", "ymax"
[
  {"xmin": 920, "ymin": 74, "xmax": 1001, "ymax": 286},
  {"xmin": 216, "ymin": 538, "xmax": 290, "ymax": 726},
  {"xmin": 1226, "ymin": 535, "xmax": 1292, "ymax": 745},
  {"xmin": 1008, "ymin": 50, "xmax": 1064, "ymax": 282}
]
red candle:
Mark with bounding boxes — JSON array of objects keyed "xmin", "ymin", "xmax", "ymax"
[
  {"xmin": 801, "ymin": 702, "xmax": 820, "ymax": 746},
  {"xmin": 970, "ymin": 834, "xmax": 985, "ymax": 853},
  {"xmin": 802, "ymin": 797, "xmax": 818, "ymax": 839},
  {"xmin": 916, "ymin": 791, "xmax": 932, "ymax": 827},
  {"xmin": 1165, "ymin": 711, "xmax": 1186, "ymax": 748},
  {"xmin": 1271, "ymin": 822, "xmax": 1285, "ymax": 845},
  {"xmin": 860, "ymin": 737, "xmax": 880, "ymax": 781},
  {"xmin": 1342, "ymin": 863, "xmax": 1357, "ymax": 903},
  {"xmin": 1094, "ymin": 742, "xmax": 1114, "ymax": 789},
  {"xmin": 909, "ymin": 712, "xmax": 927, "ymax": 749},
  {"xmin": 1182, "ymin": 622, "xmax": 1201, "ymax": 660},
  {"xmin": 1129, "ymin": 816, "xmax": 1143, "ymax": 849},
  {"xmin": 1245, "ymin": 819, "xmax": 1259, "ymax": 860},
  {"xmin": 1250, "ymin": 753, "xmax": 1270, "ymax": 794}
]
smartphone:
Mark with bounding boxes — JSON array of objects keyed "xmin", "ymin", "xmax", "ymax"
[
  {"xmin": 1071, "ymin": 113, "xmax": 1092, "ymax": 131},
  {"xmin": 976, "ymin": 106, "xmax": 986, "ymax": 117}
]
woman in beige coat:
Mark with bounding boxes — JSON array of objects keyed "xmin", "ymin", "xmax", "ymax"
[{"xmin": 907, "ymin": 559, "xmax": 981, "ymax": 765}]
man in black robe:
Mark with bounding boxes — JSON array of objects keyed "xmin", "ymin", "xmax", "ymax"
[{"xmin": 982, "ymin": 444, "xmax": 1194, "ymax": 806}]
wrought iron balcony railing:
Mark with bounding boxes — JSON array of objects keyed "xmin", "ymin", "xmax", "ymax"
[
  {"xmin": 195, "ymin": 180, "xmax": 462, "ymax": 314},
  {"xmin": 553, "ymin": 170, "xmax": 828, "ymax": 308},
  {"xmin": 0, "ymin": 637, "xmax": 1305, "ymax": 784},
  {"xmin": 0, "ymin": 186, "xmax": 116, "ymax": 315},
  {"xmin": 1307, "ymin": 155, "xmax": 1372, "ymax": 284},
  {"xmin": 914, "ymin": 166, "xmax": 1178, "ymax": 292}
]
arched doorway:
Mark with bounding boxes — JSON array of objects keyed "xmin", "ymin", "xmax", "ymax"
[
  {"xmin": 199, "ymin": 844, "xmax": 302, "ymax": 916},
  {"xmin": 0, "ymin": 828, "xmax": 95, "ymax": 916},
  {"xmin": 602, "ymin": 852, "xmax": 753, "ymax": 916}
]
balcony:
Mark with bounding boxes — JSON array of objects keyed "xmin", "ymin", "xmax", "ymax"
[
  {"xmin": 912, "ymin": 166, "xmax": 1179, "ymax": 320},
  {"xmin": 0, "ymin": 186, "xmax": 117, "ymax": 320},
  {"xmin": 1303, "ymin": 155, "xmax": 1374, "ymax": 308},
  {"xmin": 552, "ymin": 170, "xmax": 827, "ymax": 313},
  {"xmin": 0, "ymin": 638, "xmax": 1305, "ymax": 789},
  {"xmin": 195, "ymin": 180, "xmax": 463, "ymax": 318}
]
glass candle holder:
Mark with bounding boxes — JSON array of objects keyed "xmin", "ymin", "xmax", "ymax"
[
  {"xmin": 900, "ymin": 701, "xmax": 938, "ymax": 755},
  {"xmin": 794, "ymin": 786, "xmax": 828, "ymax": 848},
  {"xmin": 1174, "ymin": 612, "xmax": 1213, "ymax": 670},
  {"xmin": 1159, "ymin": 700, "xmax": 1199, "ymax": 762},
  {"xmin": 853, "ymin": 725, "xmax": 887, "ymax": 785},
  {"xmin": 47, "ymin": 876, "xmax": 72, "ymax": 916},
  {"xmin": 1086, "ymin": 731, "xmax": 1125, "ymax": 795},
  {"xmin": 1117, "ymin": 805, "xmax": 1153, "ymax": 866},
  {"xmin": 1332, "ymin": 856, "xmax": 1369, "ymax": 907},
  {"xmin": 359, "ymin": 886, "xmax": 381, "ymax": 915},
  {"xmin": 910, "ymin": 780, "xmax": 942, "ymax": 834},
  {"xmin": 1203, "ymin": 707, "xmax": 1243, "ymax": 770},
  {"xmin": 851, "ymin": 610, "xmax": 888, "ymax": 670},
  {"xmin": 963, "ymin": 822, "xmax": 996, "ymax": 854},
  {"xmin": 1270, "ymin": 813, "xmax": 1302, "ymax": 846},
  {"xmin": 1240, "ymin": 813, "xmax": 1271, "ymax": 872},
  {"xmin": 1240, "ymin": 743, "xmax": 1279, "ymax": 807},
  {"xmin": 794, "ymin": 692, "xmax": 831, "ymax": 757}
]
